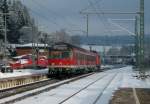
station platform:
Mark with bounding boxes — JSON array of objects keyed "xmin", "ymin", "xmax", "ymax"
[
  {"xmin": 0, "ymin": 68, "xmax": 48, "ymax": 79},
  {"xmin": 0, "ymin": 68, "xmax": 49, "ymax": 90}
]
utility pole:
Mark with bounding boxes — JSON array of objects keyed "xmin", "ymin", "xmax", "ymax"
[
  {"xmin": 1, "ymin": 12, "xmax": 10, "ymax": 70},
  {"xmin": 135, "ymin": 16, "xmax": 139, "ymax": 67},
  {"xmin": 4, "ymin": 13, "xmax": 7, "ymax": 59},
  {"xmin": 0, "ymin": 13, "xmax": 4, "ymax": 32},
  {"xmin": 31, "ymin": 24, "xmax": 36, "ymax": 69},
  {"xmin": 0, "ymin": 13, "xmax": 4, "ymax": 52},
  {"xmin": 86, "ymin": 14, "xmax": 89, "ymax": 37},
  {"xmin": 139, "ymin": 0, "xmax": 145, "ymax": 68},
  {"xmin": 86, "ymin": 14, "xmax": 92, "ymax": 51}
]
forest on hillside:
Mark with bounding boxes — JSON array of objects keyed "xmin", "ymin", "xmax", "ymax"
[
  {"xmin": 0, "ymin": 0, "xmax": 36, "ymax": 43},
  {"xmin": 0, "ymin": 0, "xmax": 80, "ymax": 45}
]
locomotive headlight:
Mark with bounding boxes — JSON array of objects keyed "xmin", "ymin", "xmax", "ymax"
[{"xmin": 59, "ymin": 62, "xmax": 62, "ymax": 65}]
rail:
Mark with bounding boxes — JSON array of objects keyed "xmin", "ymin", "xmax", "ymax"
[{"xmin": 0, "ymin": 72, "xmax": 95, "ymax": 104}]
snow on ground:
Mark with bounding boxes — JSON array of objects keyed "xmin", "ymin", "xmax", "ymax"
[
  {"xmin": 101, "ymin": 65, "xmax": 114, "ymax": 69},
  {"xmin": 121, "ymin": 71, "xmax": 150, "ymax": 88},
  {"xmin": 0, "ymin": 68, "xmax": 48, "ymax": 79},
  {"xmin": 2, "ymin": 66, "xmax": 150, "ymax": 104}
]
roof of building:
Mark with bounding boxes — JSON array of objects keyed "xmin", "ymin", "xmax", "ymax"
[{"xmin": 16, "ymin": 43, "xmax": 49, "ymax": 48}]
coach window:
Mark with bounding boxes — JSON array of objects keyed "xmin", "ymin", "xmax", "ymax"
[
  {"xmin": 53, "ymin": 53, "xmax": 60, "ymax": 58},
  {"xmin": 77, "ymin": 53, "xmax": 79, "ymax": 60},
  {"xmin": 80, "ymin": 53, "xmax": 83, "ymax": 60},
  {"xmin": 79, "ymin": 53, "xmax": 82, "ymax": 60},
  {"xmin": 50, "ymin": 52, "xmax": 61, "ymax": 59},
  {"xmin": 62, "ymin": 51, "xmax": 70, "ymax": 58}
]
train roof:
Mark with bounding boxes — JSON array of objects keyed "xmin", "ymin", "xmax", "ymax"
[
  {"xmin": 51, "ymin": 42, "xmax": 84, "ymax": 50},
  {"xmin": 51, "ymin": 42, "xmax": 99, "ymax": 54}
]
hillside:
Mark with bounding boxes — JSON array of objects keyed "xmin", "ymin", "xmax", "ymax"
[{"xmin": 78, "ymin": 35, "xmax": 150, "ymax": 46}]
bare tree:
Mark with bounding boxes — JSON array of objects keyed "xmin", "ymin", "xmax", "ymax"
[{"xmin": 52, "ymin": 29, "xmax": 72, "ymax": 43}]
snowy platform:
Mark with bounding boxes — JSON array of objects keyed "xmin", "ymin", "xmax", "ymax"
[
  {"xmin": 0, "ymin": 68, "xmax": 49, "ymax": 79},
  {"xmin": 2, "ymin": 66, "xmax": 150, "ymax": 104}
]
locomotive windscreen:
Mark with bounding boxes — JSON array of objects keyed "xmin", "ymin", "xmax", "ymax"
[{"xmin": 49, "ymin": 51, "xmax": 71, "ymax": 59}]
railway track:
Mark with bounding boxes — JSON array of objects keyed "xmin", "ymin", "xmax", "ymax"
[
  {"xmin": 0, "ymin": 72, "xmax": 95, "ymax": 104},
  {"xmin": 55, "ymin": 73, "xmax": 117, "ymax": 104},
  {"xmin": 57, "ymin": 73, "xmax": 118, "ymax": 104},
  {"xmin": 93, "ymin": 73, "xmax": 118, "ymax": 104},
  {"xmin": 58, "ymin": 74, "xmax": 108, "ymax": 104}
]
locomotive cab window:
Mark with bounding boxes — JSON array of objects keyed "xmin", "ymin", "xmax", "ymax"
[
  {"xmin": 62, "ymin": 51, "xmax": 70, "ymax": 58},
  {"xmin": 49, "ymin": 51, "xmax": 61, "ymax": 59},
  {"xmin": 49, "ymin": 51, "xmax": 71, "ymax": 59}
]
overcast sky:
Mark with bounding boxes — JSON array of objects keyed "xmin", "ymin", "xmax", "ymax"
[{"xmin": 21, "ymin": 0, "xmax": 150, "ymax": 36}]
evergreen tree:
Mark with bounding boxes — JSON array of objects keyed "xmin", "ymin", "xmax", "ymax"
[{"xmin": 0, "ymin": 0, "xmax": 36, "ymax": 43}]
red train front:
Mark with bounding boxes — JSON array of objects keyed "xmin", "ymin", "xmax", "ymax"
[
  {"xmin": 48, "ymin": 42, "xmax": 101, "ymax": 76},
  {"xmin": 9, "ymin": 54, "xmax": 48, "ymax": 69}
]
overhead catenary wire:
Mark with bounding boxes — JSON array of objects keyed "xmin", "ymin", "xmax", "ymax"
[
  {"xmin": 28, "ymin": 8, "xmax": 62, "ymax": 28},
  {"xmin": 21, "ymin": 0, "xmax": 63, "ymax": 29},
  {"xmin": 31, "ymin": 0, "xmax": 79, "ymax": 28},
  {"xmin": 108, "ymin": 18, "xmax": 136, "ymax": 36},
  {"xmin": 29, "ymin": 0, "xmax": 83, "ymax": 31},
  {"xmin": 87, "ymin": 0, "xmax": 113, "ymax": 36},
  {"xmin": 92, "ymin": 0, "xmax": 140, "ymax": 36},
  {"xmin": 80, "ymin": 0, "xmax": 103, "ymax": 13}
]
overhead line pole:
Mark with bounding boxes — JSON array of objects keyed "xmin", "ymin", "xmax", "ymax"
[
  {"xmin": 86, "ymin": 14, "xmax": 89, "ymax": 37},
  {"xmin": 2, "ymin": 12, "xmax": 10, "ymax": 70},
  {"xmin": 135, "ymin": 16, "xmax": 139, "ymax": 67},
  {"xmin": 0, "ymin": 13, "xmax": 10, "ymax": 57},
  {"xmin": 139, "ymin": 0, "xmax": 145, "ymax": 68}
]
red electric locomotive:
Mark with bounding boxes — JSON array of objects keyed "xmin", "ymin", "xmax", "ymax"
[{"xmin": 48, "ymin": 42, "xmax": 101, "ymax": 76}]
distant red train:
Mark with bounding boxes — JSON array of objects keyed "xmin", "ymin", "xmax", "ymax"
[
  {"xmin": 9, "ymin": 43, "xmax": 49, "ymax": 69},
  {"xmin": 9, "ymin": 54, "xmax": 48, "ymax": 69},
  {"xmin": 48, "ymin": 42, "xmax": 101, "ymax": 76}
]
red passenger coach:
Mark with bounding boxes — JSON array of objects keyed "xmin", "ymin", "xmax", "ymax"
[{"xmin": 48, "ymin": 42, "xmax": 101, "ymax": 76}]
